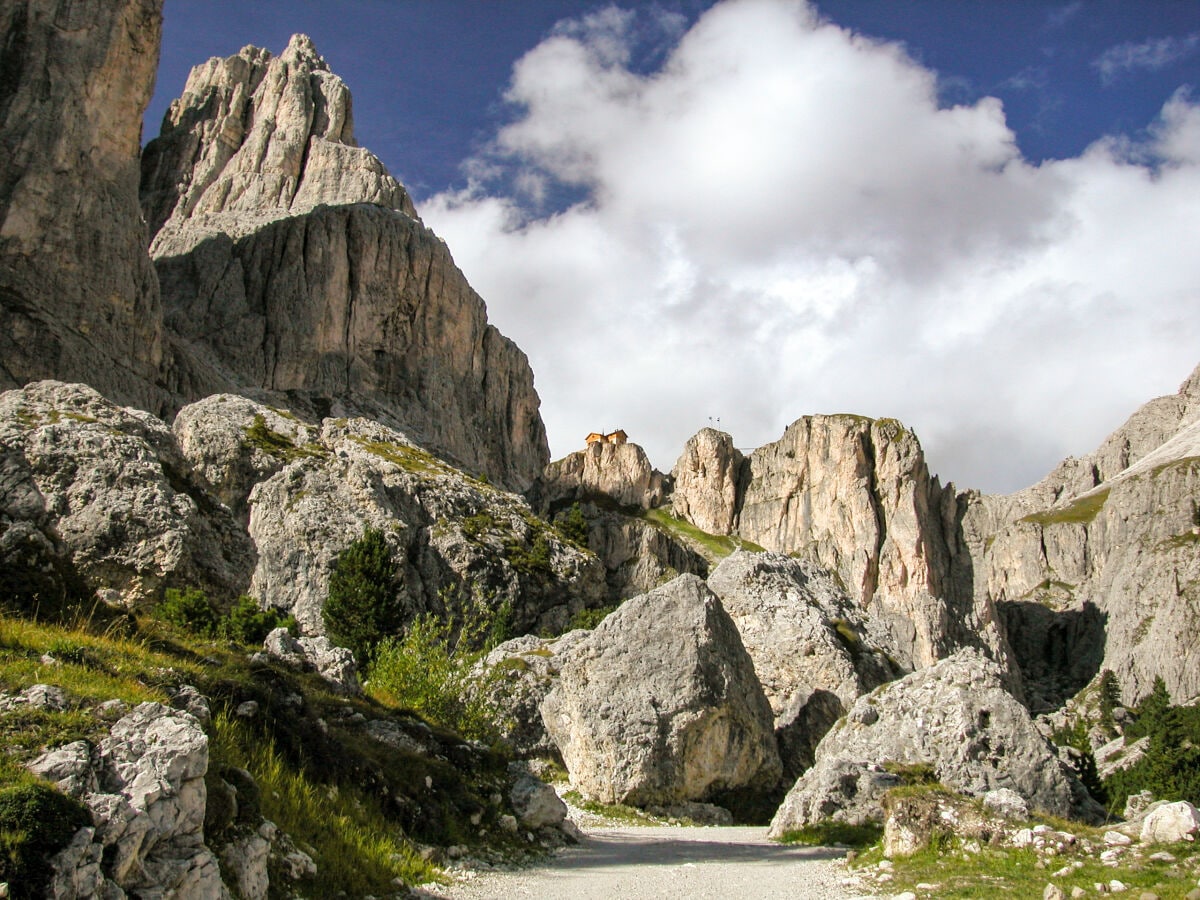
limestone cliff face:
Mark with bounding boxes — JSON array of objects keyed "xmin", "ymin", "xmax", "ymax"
[
  {"xmin": 0, "ymin": 0, "xmax": 165, "ymax": 410},
  {"xmin": 141, "ymin": 36, "xmax": 548, "ymax": 490},
  {"xmin": 671, "ymin": 428, "xmax": 746, "ymax": 534},
  {"xmin": 141, "ymin": 34, "xmax": 414, "ymax": 250},
  {"xmin": 530, "ymin": 441, "xmax": 667, "ymax": 513},
  {"xmin": 673, "ymin": 416, "xmax": 1009, "ymax": 672},
  {"xmin": 971, "ymin": 363, "xmax": 1200, "ymax": 709}
]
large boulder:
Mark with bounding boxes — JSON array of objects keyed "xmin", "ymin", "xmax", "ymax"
[
  {"xmin": 0, "ymin": 381, "xmax": 253, "ymax": 606},
  {"xmin": 768, "ymin": 649, "xmax": 1102, "ymax": 837},
  {"xmin": 541, "ymin": 574, "xmax": 782, "ymax": 807},
  {"xmin": 0, "ymin": 0, "xmax": 167, "ymax": 411},
  {"xmin": 33, "ymin": 702, "xmax": 229, "ymax": 899},
  {"xmin": 707, "ymin": 551, "xmax": 901, "ymax": 777}
]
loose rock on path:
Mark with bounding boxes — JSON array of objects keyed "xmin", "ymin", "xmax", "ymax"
[{"xmin": 426, "ymin": 825, "xmax": 866, "ymax": 899}]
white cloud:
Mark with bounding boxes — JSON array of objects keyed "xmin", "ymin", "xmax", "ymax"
[
  {"xmin": 424, "ymin": 0, "xmax": 1200, "ymax": 492},
  {"xmin": 1094, "ymin": 32, "xmax": 1200, "ymax": 84}
]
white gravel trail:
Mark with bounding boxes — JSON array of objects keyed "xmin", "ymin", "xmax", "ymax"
[{"xmin": 425, "ymin": 825, "xmax": 872, "ymax": 899}]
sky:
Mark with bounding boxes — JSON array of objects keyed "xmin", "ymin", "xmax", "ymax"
[{"xmin": 147, "ymin": 1, "xmax": 1200, "ymax": 493}]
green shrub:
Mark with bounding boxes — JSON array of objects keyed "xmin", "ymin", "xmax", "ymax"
[
  {"xmin": 1106, "ymin": 677, "xmax": 1200, "ymax": 814},
  {"xmin": 322, "ymin": 529, "xmax": 405, "ymax": 668},
  {"xmin": 553, "ymin": 503, "xmax": 590, "ymax": 547},
  {"xmin": 367, "ymin": 617, "xmax": 499, "ymax": 743},
  {"xmin": 568, "ymin": 604, "xmax": 617, "ymax": 631},
  {"xmin": 778, "ymin": 820, "xmax": 883, "ymax": 847},
  {"xmin": 219, "ymin": 595, "xmax": 294, "ymax": 646},
  {"xmin": 0, "ymin": 782, "xmax": 92, "ymax": 898},
  {"xmin": 505, "ymin": 532, "xmax": 554, "ymax": 576},
  {"xmin": 156, "ymin": 587, "xmax": 220, "ymax": 636}
]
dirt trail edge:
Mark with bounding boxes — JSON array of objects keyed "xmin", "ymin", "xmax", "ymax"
[{"xmin": 424, "ymin": 825, "xmax": 873, "ymax": 900}]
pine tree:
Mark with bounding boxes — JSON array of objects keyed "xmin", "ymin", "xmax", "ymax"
[{"xmin": 322, "ymin": 528, "xmax": 404, "ymax": 668}]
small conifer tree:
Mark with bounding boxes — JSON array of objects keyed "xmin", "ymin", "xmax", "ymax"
[{"xmin": 322, "ymin": 528, "xmax": 404, "ymax": 667}]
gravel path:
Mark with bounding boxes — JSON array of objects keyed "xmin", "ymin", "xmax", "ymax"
[{"xmin": 424, "ymin": 825, "xmax": 871, "ymax": 899}]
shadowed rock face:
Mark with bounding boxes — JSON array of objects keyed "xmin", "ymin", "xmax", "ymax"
[
  {"xmin": 0, "ymin": 0, "xmax": 166, "ymax": 410},
  {"xmin": 141, "ymin": 35, "xmax": 549, "ymax": 490}
]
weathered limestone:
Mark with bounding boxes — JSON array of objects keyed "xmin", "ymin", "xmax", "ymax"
[
  {"xmin": 672, "ymin": 428, "xmax": 745, "ymax": 535},
  {"xmin": 143, "ymin": 36, "xmax": 548, "ymax": 490},
  {"xmin": 970, "ymin": 362, "xmax": 1200, "ymax": 707},
  {"xmin": 707, "ymin": 551, "xmax": 900, "ymax": 777},
  {"xmin": 0, "ymin": 381, "xmax": 254, "ymax": 606},
  {"xmin": 541, "ymin": 574, "xmax": 782, "ymax": 807},
  {"xmin": 0, "ymin": 0, "xmax": 166, "ymax": 411},
  {"xmin": 674, "ymin": 416, "xmax": 1011, "ymax": 675},
  {"xmin": 34, "ymin": 702, "xmax": 230, "ymax": 899},
  {"xmin": 531, "ymin": 440, "xmax": 667, "ymax": 512},
  {"xmin": 768, "ymin": 650, "xmax": 1102, "ymax": 837}
]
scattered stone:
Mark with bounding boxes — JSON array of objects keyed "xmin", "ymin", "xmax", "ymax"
[
  {"xmin": 983, "ymin": 787, "xmax": 1030, "ymax": 821},
  {"xmin": 1045, "ymin": 884, "xmax": 1066, "ymax": 900},
  {"xmin": 508, "ymin": 762, "xmax": 567, "ymax": 830},
  {"xmin": 1105, "ymin": 831, "xmax": 1134, "ymax": 846},
  {"xmin": 236, "ymin": 700, "xmax": 260, "ymax": 718}
]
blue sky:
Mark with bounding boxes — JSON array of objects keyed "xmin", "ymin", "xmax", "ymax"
[{"xmin": 148, "ymin": 2, "xmax": 1200, "ymax": 491}]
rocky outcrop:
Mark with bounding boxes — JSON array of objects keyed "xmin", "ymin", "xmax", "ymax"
[
  {"xmin": 970, "ymin": 362, "xmax": 1200, "ymax": 708},
  {"xmin": 530, "ymin": 441, "xmax": 667, "ymax": 513},
  {"xmin": 0, "ymin": 0, "xmax": 166, "ymax": 412},
  {"xmin": 584, "ymin": 509, "xmax": 708, "ymax": 601},
  {"xmin": 246, "ymin": 414, "xmax": 605, "ymax": 636},
  {"xmin": 672, "ymin": 428, "xmax": 745, "ymax": 534},
  {"xmin": 142, "ymin": 36, "xmax": 547, "ymax": 490},
  {"xmin": 0, "ymin": 381, "xmax": 253, "ymax": 607},
  {"xmin": 767, "ymin": 650, "xmax": 1102, "ymax": 837},
  {"xmin": 541, "ymin": 574, "xmax": 782, "ymax": 807},
  {"xmin": 671, "ymin": 416, "xmax": 1010, "ymax": 674},
  {"xmin": 141, "ymin": 34, "xmax": 413, "ymax": 247},
  {"xmin": 31, "ymin": 702, "xmax": 229, "ymax": 899},
  {"xmin": 467, "ymin": 631, "xmax": 590, "ymax": 760},
  {"xmin": 707, "ymin": 552, "xmax": 901, "ymax": 777},
  {"xmin": 262, "ymin": 627, "xmax": 360, "ymax": 695},
  {"xmin": 173, "ymin": 394, "xmax": 321, "ymax": 521}
]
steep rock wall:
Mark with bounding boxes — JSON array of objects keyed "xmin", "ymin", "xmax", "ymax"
[
  {"xmin": 0, "ymin": 0, "xmax": 165, "ymax": 410},
  {"xmin": 142, "ymin": 36, "xmax": 548, "ymax": 490},
  {"xmin": 972, "ymin": 363, "xmax": 1200, "ymax": 708},
  {"xmin": 674, "ymin": 417, "xmax": 1010, "ymax": 672}
]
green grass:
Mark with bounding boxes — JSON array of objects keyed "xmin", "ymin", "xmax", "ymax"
[
  {"xmin": 1149, "ymin": 455, "xmax": 1200, "ymax": 479},
  {"xmin": 209, "ymin": 715, "xmax": 442, "ymax": 895},
  {"xmin": 351, "ymin": 436, "xmax": 454, "ymax": 477},
  {"xmin": 640, "ymin": 508, "xmax": 766, "ymax": 562},
  {"xmin": 1018, "ymin": 487, "xmax": 1111, "ymax": 528},
  {"xmin": 778, "ymin": 821, "xmax": 883, "ymax": 847},
  {"xmin": 243, "ymin": 414, "xmax": 325, "ymax": 462},
  {"xmin": 854, "ymin": 837, "xmax": 1200, "ymax": 898},
  {"xmin": 561, "ymin": 790, "xmax": 661, "ymax": 825}
]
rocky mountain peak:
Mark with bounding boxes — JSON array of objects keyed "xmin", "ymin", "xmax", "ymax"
[{"xmin": 141, "ymin": 32, "xmax": 414, "ymax": 255}]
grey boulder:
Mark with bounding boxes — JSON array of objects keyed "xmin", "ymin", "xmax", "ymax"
[{"xmin": 541, "ymin": 574, "xmax": 782, "ymax": 807}]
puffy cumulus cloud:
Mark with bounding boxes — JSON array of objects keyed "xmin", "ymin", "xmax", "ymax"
[{"xmin": 423, "ymin": 0, "xmax": 1200, "ymax": 492}]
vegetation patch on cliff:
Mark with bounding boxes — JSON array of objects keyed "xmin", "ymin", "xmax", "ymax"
[
  {"xmin": 1018, "ymin": 487, "xmax": 1111, "ymax": 527},
  {"xmin": 640, "ymin": 508, "xmax": 765, "ymax": 561}
]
